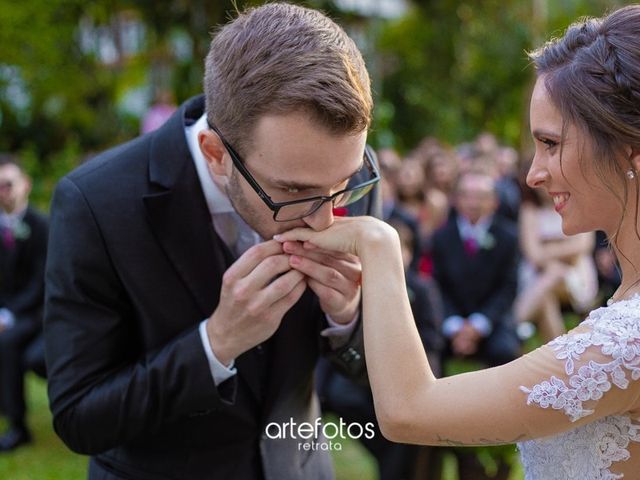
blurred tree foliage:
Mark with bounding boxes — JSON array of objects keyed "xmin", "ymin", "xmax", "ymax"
[
  {"xmin": 0, "ymin": 0, "xmax": 628, "ymax": 208},
  {"xmin": 372, "ymin": 0, "xmax": 627, "ymax": 152},
  {"xmin": 373, "ymin": 0, "xmax": 531, "ymax": 151},
  {"xmin": 0, "ymin": 0, "xmax": 262, "ymax": 208}
]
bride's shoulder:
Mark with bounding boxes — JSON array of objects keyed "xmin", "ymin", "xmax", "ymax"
[
  {"xmin": 546, "ymin": 295, "xmax": 640, "ymax": 365},
  {"xmin": 518, "ymin": 295, "xmax": 640, "ymax": 422},
  {"xmin": 578, "ymin": 293, "xmax": 640, "ymax": 335}
]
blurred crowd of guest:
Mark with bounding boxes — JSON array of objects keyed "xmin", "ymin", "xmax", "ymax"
[
  {"xmin": 381, "ymin": 132, "xmax": 611, "ymax": 337},
  {"xmin": 319, "ymin": 132, "xmax": 619, "ymax": 480}
]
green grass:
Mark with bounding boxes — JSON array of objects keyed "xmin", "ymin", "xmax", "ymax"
[
  {"xmin": 330, "ymin": 438, "xmax": 525, "ymax": 480},
  {"xmin": 327, "ymin": 412, "xmax": 525, "ymax": 480},
  {"xmin": 0, "ymin": 374, "xmax": 87, "ymax": 480},
  {"xmin": 329, "ymin": 427, "xmax": 378, "ymax": 480},
  {"xmin": 4, "ymin": 375, "xmax": 524, "ymax": 480}
]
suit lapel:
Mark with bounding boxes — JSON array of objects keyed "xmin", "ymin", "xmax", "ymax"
[
  {"xmin": 448, "ymin": 220, "xmax": 468, "ymax": 260},
  {"xmin": 144, "ymin": 190, "xmax": 225, "ymax": 318},
  {"xmin": 143, "ymin": 96, "xmax": 226, "ymax": 318},
  {"xmin": 143, "ymin": 97, "xmax": 265, "ymax": 400}
]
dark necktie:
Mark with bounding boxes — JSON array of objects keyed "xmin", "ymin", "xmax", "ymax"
[{"xmin": 463, "ymin": 236, "xmax": 478, "ymax": 256}]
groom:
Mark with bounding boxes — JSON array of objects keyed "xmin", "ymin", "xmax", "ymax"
[{"xmin": 44, "ymin": 4, "xmax": 379, "ymax": 479}]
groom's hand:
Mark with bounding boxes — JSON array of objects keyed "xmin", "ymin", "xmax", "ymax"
[
  {"xmin": 206, "ymin": 240, "xmax": 307, "ymax": 366},
  {"xmin": 281, "ymin": 240, "xmax": 361, "ymax": 324}
]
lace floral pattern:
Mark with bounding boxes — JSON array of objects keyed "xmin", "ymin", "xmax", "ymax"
[
  {"xmin": 520, "ymin": 295, "xmax": 640, "ymax": 421},
  {"xmin": 518, "ymin": 294, "xmax": 640, "ymax": 478},
  {"xmin": 518, "ymin": 416, "xmax": 640, "ymax": 480}
]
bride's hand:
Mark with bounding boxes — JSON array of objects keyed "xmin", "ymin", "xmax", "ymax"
[{"xmin": 273, "ymin": 216, "xmax": 396, "ymax": 257}]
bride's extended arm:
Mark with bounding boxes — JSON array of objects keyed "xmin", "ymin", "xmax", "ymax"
[
  {"xmin": 344, "ymin": 221, "xmax": 531, "ymax": 445},
  {"xmin": 275, "ymin": 217, "xmax": 638, "ymax": 446}
]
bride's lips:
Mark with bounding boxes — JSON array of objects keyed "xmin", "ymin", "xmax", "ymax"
[{"xmin": 550, "ymin": 192, "xmax": 570, "ymax": 212}]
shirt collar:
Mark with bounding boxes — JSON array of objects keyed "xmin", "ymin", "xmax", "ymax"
[
  {"xmin": 456, "ymin": 214, "xmax": 493, "ymax": 239},
  {"xmin": 0, "ymin": 207, "xmax": 27, "ymax": 229},
  {"xmin": 185, "ymin": 114, "xmax": 235, "ymax": 215}
]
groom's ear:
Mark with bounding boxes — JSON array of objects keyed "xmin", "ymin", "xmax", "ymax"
[{"xmin": 199, "ymin": 129, "xmax": 230, "ymax": 177}]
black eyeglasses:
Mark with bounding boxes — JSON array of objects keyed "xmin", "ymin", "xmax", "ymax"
[{"xmin": 207, "ymin": 120, "xmax": 380, "ymax": 221}]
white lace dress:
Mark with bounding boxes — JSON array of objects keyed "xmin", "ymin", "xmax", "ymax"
[{"xmin": 518, "ymin": 295, "xmax": 640, "ymax": 479}]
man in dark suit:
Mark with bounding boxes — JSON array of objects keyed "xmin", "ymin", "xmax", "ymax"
[
  {"xmin": 0, "ymin": 154, "xmax": 48, "ymax": 451},
  {"xmin": 432, "ymin": 170, "xmax": 520, "ymax": 367},
  {"xmin": 45, "ymin": 4, "xmax": 379, "ymax": 480},
  {"xmin": 431, "ymin": 170, "xmax": 520, "ymax": 480}
]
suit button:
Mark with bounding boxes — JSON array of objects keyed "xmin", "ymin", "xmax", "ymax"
[{"xmin": 340, "ymin": 347, "xmax": 361, "ymax": 363}]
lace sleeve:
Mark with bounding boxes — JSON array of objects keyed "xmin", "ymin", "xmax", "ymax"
[
  {"xmin": 520, "ymin": 296, "xmax": 640, "ymax": 423},
  {"xmin": 386, "ymin": 297, "xmax": 640, "ymax": 447}
]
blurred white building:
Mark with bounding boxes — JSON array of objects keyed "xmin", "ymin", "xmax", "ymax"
[{"xmin": 335, "ymin": 0, "xmax": 409, "ymax": 18}]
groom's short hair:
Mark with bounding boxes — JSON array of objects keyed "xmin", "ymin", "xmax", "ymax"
[{"xmin": 203, "ymin": 2, "xmax": 372, "ymax": 155}]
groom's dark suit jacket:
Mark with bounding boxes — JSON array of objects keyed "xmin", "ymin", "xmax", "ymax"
[{"xmin": 44, "ymin": 96, "xmax": 379, "ymax": 480}]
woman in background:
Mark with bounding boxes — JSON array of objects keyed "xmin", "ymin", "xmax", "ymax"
[{"xmin": 515, "ymin": 183, "xmax": 597, "ymax": 342}]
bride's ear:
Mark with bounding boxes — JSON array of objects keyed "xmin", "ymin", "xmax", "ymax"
[{"xmin": 631, "ymin": 147, "xmax": 640, "ymax": 175}]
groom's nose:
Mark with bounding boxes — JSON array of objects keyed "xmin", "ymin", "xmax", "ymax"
[{"xmin": 302, "ymin": 201, "xmax": 335, "ymax": 231}]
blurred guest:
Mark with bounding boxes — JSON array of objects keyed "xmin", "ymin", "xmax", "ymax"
[
  {"xmin": 515, "ymin": 183, "xmax": 597, "ymax": 341},
  {"xmin": 455, "ymin": 142, "xmax": 478, "ymax": 175},
  {"xmin": 376, "ymin": 147, "xmax": 403, "ymax": 173},
  {"xmin": 395, "ymin": 157, "xmax": 428, "ymax": 218},
  {"xmin": 494, "ymin": 146, "xmax": 522, "ymax": 222},
  {"xmin": 316, "ymin": 216, "xmax": 444, "ymax": 480},
  {"xmin": 141, "ymin": 88, "xmax": 177, "ymax": 134},
  {"xmin": 412, "ymin": 136, "xmax": 446, "ymax": 165},
  {"xmin": 378, "ymin": 149, "xmax": 422, "ymax": 272},
  {"xmin": 391, "ymin": 217, "xmax": 445, "ymax": 370},
  {"xmin": 423, "ymin": 146, "xmax": 460, "ymax": 200},
  {"xmin": 0, "ymin": 154, "xmax": 48, "ymax": 452},
  {"xmin": 459, "ymin": 141, "xmax": 522, "ymax": 223},
  {"xmin": 433, "ymin": 170, "xmax": 520, "ymax": 367},
  {"xmin": 422, "ymin": 145, "xmax": 459, "ymax": 230},
  {"xmin": 431, "ymin": 170, "xmax": 519, "ymax": 479},
  {"xmin": 22, "ymin": 334, "xmax": 46, "ymax": 379},
  {"xmin": 397, "ymin": 148, "xmax": 452, "ymax": 277},
  {"xmin": 474, "ymin": 131, "xmax": 500, "ymax": 157},
  {"xmin": 593, "ymin": 230, "xmax": 621, "ymax": 306}
]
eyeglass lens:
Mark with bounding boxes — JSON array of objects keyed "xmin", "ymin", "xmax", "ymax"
[{"xmin": 274, "ymin": 183, "xmax": 375, "ymax": 221}]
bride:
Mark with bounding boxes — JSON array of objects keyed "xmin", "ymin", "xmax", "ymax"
[{"xmin": 276, "ymin": 5, "xmax": 640, "ymax": 479}]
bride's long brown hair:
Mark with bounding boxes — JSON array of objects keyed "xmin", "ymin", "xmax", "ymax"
[{"xmin": 529, "ymin": 5, "xmax": 640, "ymax": 279}]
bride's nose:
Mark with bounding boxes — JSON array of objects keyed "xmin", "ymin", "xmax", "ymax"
[{"xmin": 526, "ymin": 154, "xmax": 549, "ymax": 189}]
